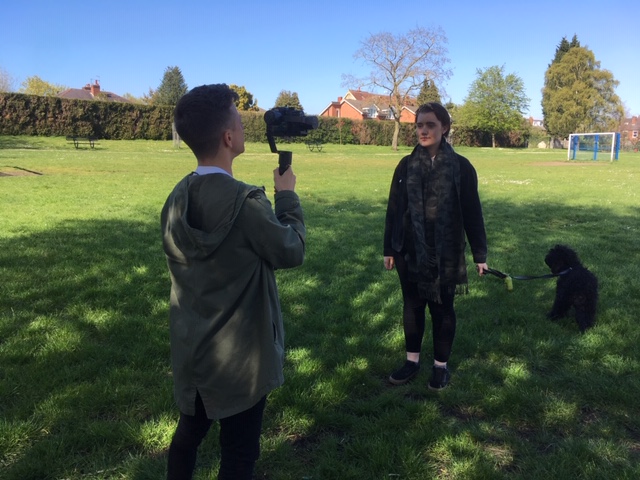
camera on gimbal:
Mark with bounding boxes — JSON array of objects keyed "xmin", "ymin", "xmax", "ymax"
[{"xmin": 264, "ymin": 107, "xmax": 318, "ymax": 174}]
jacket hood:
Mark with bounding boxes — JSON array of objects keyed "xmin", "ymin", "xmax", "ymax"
[{"xmin": 162, "ymin": 173, "xmax": 258, "ymax": 260}]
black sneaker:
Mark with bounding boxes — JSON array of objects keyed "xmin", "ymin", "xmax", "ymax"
[
  {"xmin": 389, "ymin": 360, "xmax": 420, "ymax": 385},
  {"xmin": 428, "ymin": 366, "xmax": 451, "ymax": 391}
]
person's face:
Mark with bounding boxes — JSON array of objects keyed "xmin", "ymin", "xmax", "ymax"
[
  {"xmin": 416, "ymin": 111, "xmax": 447, "ymax": 155},
  {"xmin": 228, "ymin": 104, "xmax": 245, "ymax": 157}
]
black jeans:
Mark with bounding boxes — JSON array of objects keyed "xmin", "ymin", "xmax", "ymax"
[
  {"xmin": 167, "ymin": 392, "xmax": 267, "ymax": 480},
  {"xmin": 394, "ymin": 253, "xmax": 457, "ymax": 363}
]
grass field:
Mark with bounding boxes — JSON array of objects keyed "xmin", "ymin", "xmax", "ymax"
[{"xmin": 1, "ymin": 136, "xmax": 639, "ymax": 479}]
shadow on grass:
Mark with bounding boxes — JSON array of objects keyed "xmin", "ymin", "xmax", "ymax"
[
  {"xmin": 0, "ymin": 136, "xmax": 53, "ymax": 150},
  {"xmin": 263, "ymin": 197, "xmax": 640, "ymax": 478},
  {"xmin": 1, "ymin": 197, "xmax": 639, "ymax": 479},
  {"xmin": 0, "ymin": 218, "xmax": 171, "ymax": 479}
]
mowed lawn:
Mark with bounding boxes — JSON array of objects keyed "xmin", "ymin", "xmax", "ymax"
[{"xmin": 1, "ymin": 136, "xmax": 639, "ymax": 479}]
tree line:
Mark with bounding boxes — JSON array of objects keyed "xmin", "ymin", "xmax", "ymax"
[
  {"xmin": 0, "ymin": 89, "xmax": 431, "ymax": 146},
  {"xmin": 0, "ymin": 32, "xmax": 625, "ymax": 148},
  {"xmin": 348, "ymin": 30, "xmax": 623, "ymax": 149}
]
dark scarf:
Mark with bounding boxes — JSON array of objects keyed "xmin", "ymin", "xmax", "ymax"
[{"xmin": 405, "ymin": 140, "xmax": 468, "ymax": 302}]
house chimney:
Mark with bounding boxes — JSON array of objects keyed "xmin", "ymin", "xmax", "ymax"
[
  {"xmin": 338, "ymin": 96, "xmax": 343, "ymax": 102},
  {"xmin": 90, "ymin": 80, "xmax": 100, "ymax": 96}
]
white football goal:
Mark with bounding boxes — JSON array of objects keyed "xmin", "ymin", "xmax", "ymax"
[{"xmin": 567, "ymin": 132, "xmax": 620, "ymax": 161}]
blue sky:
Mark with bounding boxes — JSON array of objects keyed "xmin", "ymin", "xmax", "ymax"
[{"xmin": 2, "ymin": 0, "xmax": 637, "ymax": 119}]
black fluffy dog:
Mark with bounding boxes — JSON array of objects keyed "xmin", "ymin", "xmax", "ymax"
[{"xmin": 544, "ymin": 244, "xmax": 598, "ymax": 332}]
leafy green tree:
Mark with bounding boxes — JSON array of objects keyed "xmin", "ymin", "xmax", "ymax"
[
  {"xmin": 152, "ymin": 66, "xmax": 188, "ymax": 106},
  {"xmin": 230, "ymin": 84, "xmax": 259, "ymax": 111},
  {"xmin": 416, "ymin": 79, "xmax": 442, "ymax": 105},
  {"xmin": 274, "ymin": 90, "xmax": 302, "ymax": 110},
  {"xmin": 0, "ymin": 67, "xmax": 14, "ymax": 92},
  {"xmin": 460, "ymin": 65, "xmax": 529, "ymax": 148},
  {"xmin": 122, "ymin": 93, "xmax": 145, "ymax": 104},
  {"xmin": 141, "ymin": 87, "xmax": 156, "ymax": 105},
  {"xmin": 542, "ymin": 46, "xmax": 623, "ymax": 138},
  {"xmin": 345, "ymin": 26, "xmax": 452, "ymax": 150},
  {"xmin": 20, "ymin": 75, "xmax": 67, "ymax": 96}
]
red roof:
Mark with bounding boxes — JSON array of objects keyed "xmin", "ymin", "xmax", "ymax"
[{"xmin": 58, "ymin": 81, "xmax": 130, "ymax": 103}]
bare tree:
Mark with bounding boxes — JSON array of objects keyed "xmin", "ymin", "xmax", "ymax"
[
  {"xmin": 0, "ymin": 66, "xmax": 14, "ymax": 92},
  {"xmin": 344, "ymin": 27, "xmax": 452, "ymax": 150}
]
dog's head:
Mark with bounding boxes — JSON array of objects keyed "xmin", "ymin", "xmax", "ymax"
[{"xmin": 545, "ymin": 244, "xmax": 581, "ymax": 273}]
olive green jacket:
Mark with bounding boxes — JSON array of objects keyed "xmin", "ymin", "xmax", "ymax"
[{"xmin": 161, "ymin": 173, "xmax": 305, "ymax": 419}]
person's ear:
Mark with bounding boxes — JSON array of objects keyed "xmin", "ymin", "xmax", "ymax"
[{"xmin": 222, "ymin": 129, "xmax": 233, "ymax": 148}]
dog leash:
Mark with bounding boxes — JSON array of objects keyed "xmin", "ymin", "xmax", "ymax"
[{"xmin": 484, "ymin": 267, "xmax": 572, "ymax": 291}]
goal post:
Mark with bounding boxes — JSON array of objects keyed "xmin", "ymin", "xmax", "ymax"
[{"xmin": 567, "ymin": 132, "xmax": 621, "ymax": 161}]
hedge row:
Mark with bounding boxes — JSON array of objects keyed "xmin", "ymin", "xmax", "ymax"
[
  {"xmin": 0, "ymin": 92, "xmax": 420, "ymax": 146},
  {"xmin": 0, "ymin": 92, "xmax": 528, "ymax": 147},
  {"xmin": 0, "ymin": 93, "xmax": 175, "ymax": 140}
]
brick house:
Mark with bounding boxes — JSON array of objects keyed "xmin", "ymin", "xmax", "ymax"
[
  {"xmin": 320, "ymin": 89, "xmax": 417, "ymax": 123},
  {"xmin": 528, "ymin": 117, "xmax": 544, "ymax": 128},
  {"xmin": 619, "ymin": 116, "xmax": 639, "ymax": 146},
  {"xmin": 58, "ymin": 80, "xmax": 130, "ymax": 103}
]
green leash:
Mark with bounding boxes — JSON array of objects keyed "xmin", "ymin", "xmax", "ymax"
[{"xmin": 484, "ymin": 267, "xmax": 572, "ymax": 291}]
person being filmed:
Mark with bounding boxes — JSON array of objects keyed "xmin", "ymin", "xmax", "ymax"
[
  {"xmin": 161, "ymin": 84, "xmax": 306, "ymax": 480},
  {"xmin": 383, "ymin": 102, "xmax": 488, "ymax": 390}
]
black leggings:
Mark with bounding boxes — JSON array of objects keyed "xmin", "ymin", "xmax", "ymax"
[
  {"xmin": 167, "ymin": 392, "xmax": 267, "ymax": 480},
  {"xmin": 394, "ymin": 254, "xmax": 457, "ymax": 363}
]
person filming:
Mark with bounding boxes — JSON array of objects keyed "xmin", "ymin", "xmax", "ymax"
[{"xmin": 161, "ymin": 84, "xmax": 306, "ymax": 480}]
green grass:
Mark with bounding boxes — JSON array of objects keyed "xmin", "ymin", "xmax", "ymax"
[{"xmin": 1, "ymin": 136, "xmax": 639, "ymax": 479}]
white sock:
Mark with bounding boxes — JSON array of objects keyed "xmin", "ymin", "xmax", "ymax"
[
  {"xmin": 406, "ymin": 353, "xmax": 420, "ymax": 364},
  {"xmin": 434, "ymin": 360, "xmax": 447, "ymax": 368}
]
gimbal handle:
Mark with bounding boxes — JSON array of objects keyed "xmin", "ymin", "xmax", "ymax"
[{"xmin": 266, "ymin": 126, "xmax": 292, "ymax": 175}]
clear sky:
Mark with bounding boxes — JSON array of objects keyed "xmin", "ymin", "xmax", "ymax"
[{"xmin": 2, "ymin": 0, "xmax": 637, "ymax": 119}]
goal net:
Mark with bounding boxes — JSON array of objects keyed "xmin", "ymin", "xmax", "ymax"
[{"xmin": 567, "ymin": 132, "xmax": 620, "ymax": 161}]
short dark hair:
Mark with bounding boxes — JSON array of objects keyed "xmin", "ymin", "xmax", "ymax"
[
  {"xmin": 174, "ymin": 84, "xmax": 240, "ymax": 159},
  {"xmin": 415, "ymin": 102, "xmax": 451, "ymax": 137}
]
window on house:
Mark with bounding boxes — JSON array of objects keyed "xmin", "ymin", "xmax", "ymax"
[{"xmin": 633, "ymin": 131, "xmax": 638, "ymax": 138}]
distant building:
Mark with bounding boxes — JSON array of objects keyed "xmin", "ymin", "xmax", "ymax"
[
  {"xmin": 320, "ymin": 89, "xmax": 418, "ymax": 123},
  {"xmin": 58, "ymin": 80, "xmax": 130, "ymax": 103},
  {"xmin": 528, "ymin": 117, "xmax": 544, "ymax": 128},
  {"xmin": 620, "ymin": 116, "xmax": 639, "ymax": 145}
]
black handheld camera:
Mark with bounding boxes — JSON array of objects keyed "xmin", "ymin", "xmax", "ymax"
[{"xmin": 264, "ymin": 107, "xmax": 318, "ymax": 174}]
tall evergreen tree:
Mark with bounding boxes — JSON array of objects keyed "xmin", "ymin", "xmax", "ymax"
[
  {"xmin": 551, "ymin": 36, "xmax": 572, "ymax": 65},
  {"xmin": 153, "ymin": 66, "xmax": 188, "ymax": 106},
  {"xmin": 416, "ymin": 79, "xmax": 442, "ymax": 105},
  {"xmin": 542, "ymin": 46, "xmax": 622, "ymax": 138},
  {"xmin": 569, "ymin": 34, "xmax": 581, "ymax": 49}
]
